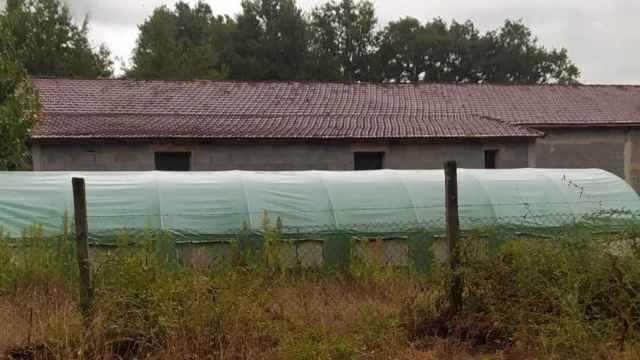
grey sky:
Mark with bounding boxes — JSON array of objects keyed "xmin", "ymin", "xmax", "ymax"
[{"xmin": 59, "ymin": 0, "xmax": 640, "ymax": 83}]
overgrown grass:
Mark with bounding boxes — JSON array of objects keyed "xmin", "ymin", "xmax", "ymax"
[
  {"xmin": 404, "ymin": 231, "xmax": 640, "ymax": 360},
  {"xmin": 2, "ymin": 222, "xmax": 640, "ymax": 359}
]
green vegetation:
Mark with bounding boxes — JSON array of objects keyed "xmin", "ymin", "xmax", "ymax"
[
  {"xmin": 127, "ymin": 1, "xmax": 233, "ymax": 80},
  {"xmin": 1, "ymin": 220, "xmax": 640, "ymax": 359},
  {"xmin": 229, "ymin": 0, "xmax": 309, "ymax": 81},
  {"xmin": 0, "ymin": 0, "xmax": 579, "ymax": 84},
  {"xmin": 378, "ymin": 18, "xmax": 580, "ymax": 84},
  {"xmin": 0, "ymin": 0, "xmax": 109, "ymax": 170},
  {"xmin": 0, "ymin": 58, "xmax": 38, "ymax": 170},
  {"xmin": 0, "ymin": 0, "xmax": 113, "ymax": 77},
  {"xmin": 127, "ymin": 0, "xmax": 580, "ymax": 84}
]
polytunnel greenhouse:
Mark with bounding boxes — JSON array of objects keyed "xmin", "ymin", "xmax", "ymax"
[{"xmin": 1, "ymin": 168, "xmax": 639, "ymax": 241}]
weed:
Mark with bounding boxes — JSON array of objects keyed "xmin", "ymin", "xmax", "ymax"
[{"xmin": 2, "ymin": 222, "xmax": 640, "ymax": 359}]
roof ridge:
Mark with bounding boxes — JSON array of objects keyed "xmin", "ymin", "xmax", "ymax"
[
  {"xmin": 29, "ymin": 76, "xmax": 640, "ymax": 88},
  {"xmin": 40, "ymin": 109, "xmax": 479, "ymax": 114}
]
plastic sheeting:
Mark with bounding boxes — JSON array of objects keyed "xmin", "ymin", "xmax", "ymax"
[{"xmin": 1, "ymin": 169, "xmax": 639, "ymax": 240}]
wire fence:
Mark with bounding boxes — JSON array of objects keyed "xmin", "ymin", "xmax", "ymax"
[
  {"xmin": 3, "ymin": 167, "xmax": 640, "ymax": 273},
  {"xmin": 3, "ymin": 209, "xmax": 640, "ymax": 273}
]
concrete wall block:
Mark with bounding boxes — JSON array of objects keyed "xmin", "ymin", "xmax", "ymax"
[
  {"xmin": 536, "ymin": 129, "xmax": 627, "ymax": 180},
  {"xmin": 294, "ymin": 241, "xmax": 324, "ymax": 267},
  {"xmin": 180, "ymin": 242, "xmax": 233, "ymax": 269},
  {"xmin": 352, "ymin": 238, "xmax": 410, "ymax": 267},
  {"xmin": 266, "ymin": 241, "xmax": 325, "ymax": 268},
  {"xmin": 35, "ymin": 140, "xmax": 532, "ymax": 172}
]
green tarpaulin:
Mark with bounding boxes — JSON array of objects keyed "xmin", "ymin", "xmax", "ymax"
[{"xmin": 1, "ymin": 169, "xmax": 638, "ymax": 240}]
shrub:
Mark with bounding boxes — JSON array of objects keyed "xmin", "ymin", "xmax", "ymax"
[
  {"xmin": 0, "ymin": 224, "xmax": 76, "ymax": 294},
  {"xmin": 4, "ymin": 222, "xmax": 640, "ymax": 359},
  {"xmin": 88, "ymin": 231, "xmax": 179, "ymax": 356},
  {"xmin": 403, "ymin": 234, "xmax": 640, "ymax": 358}
]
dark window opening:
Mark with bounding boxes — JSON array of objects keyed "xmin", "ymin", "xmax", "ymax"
[
  {"xmin": 155, "ymin": 152, "xmax": 191, "ymax": 171},
  {"xmin": 354, "ymin": 152, "xmax": 385, "ymax": 170},
  {"xmin": 484, "ymin": 150, "xmax": 498, "ymax": 169}
]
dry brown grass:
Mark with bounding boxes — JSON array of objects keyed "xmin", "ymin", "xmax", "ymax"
[
  {"xmin": 0, "ymin": 268, "xmax": 502, "ymax": 360},
  {"xmin": 4, "ymin": 270, "xmax": 640, "ymax": 359},
  {"xmin": 0, "ymin": 281, "xmax": 82, "ymax": 359}
]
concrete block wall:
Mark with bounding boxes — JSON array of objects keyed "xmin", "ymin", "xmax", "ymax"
[
  {"xmin": 178, "ymin": 238, "xmax": 418, "ymax": 269},
  {"xmin": 533, "ymin": 128, "xmax": 640, "ymax": 191},
  {"xmin": 33, "ymin": 133, "xmax": 640, "ymax": 191},
  {"xmin": 30, "ymin": 140, "xmax": 533, "ymax": 172},
  {"xmin": 175, "ymin": 237, "xmax": 451, "ymax": 269},
  {"xmin": 534, "ymin": 128, "xmax": 627, "ymax": 179},
  {"xmin": 32, "ymin": 143, "xmax": 156, "ymax": 171},
  {"xmin": 381, "ymin": 141, "xmax": 530, "ymax": 169}
]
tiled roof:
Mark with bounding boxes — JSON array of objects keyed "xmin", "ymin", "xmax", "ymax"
[
  {"xmin": 30, "ymin": 78, "xmax": 640, "ymax": 141},
  {"xmin": 35, "ymin": 113, "xmax": 538, "ymax": 139}
]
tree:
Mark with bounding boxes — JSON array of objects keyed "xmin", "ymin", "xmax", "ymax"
[
  {"xmin": 228, "ymin": 0, "xmax": 309, "ymax": 80},
  {"xmin": 126, "ymin": 0, "xmax": 579, "ymax": 84},
  {"xmin": 478, "ymin": 20, "xmax": 579, "ymax": 84},
  {"xmin": 0, "ymin": 59, "xmax": 39, "ymax": 170},
  {"xmin": 128, "ymin": 1, "xmax": 233, "ymax": 80},
  {"xmin": 377, "ymin": 17, "xmax": 423, "ymax": 82},
  {"xmin": 440, "ymin": 20, "xmax": 482, "ymax": 83},
  {"xmin": 542, "ymin": 48, "xmax": 580, "ymax": 85},
  {"xmin": 0, "ymin": 0, "xmax": 112, "ymax": 77},
  {"xmin": 419, "ymin": 19, "xmax": 454, "ymax": 82},
  {"xmin": 309, "ymin": 0, "xmax": 379, "ymax": 81},
  {"xmin": 377, "ymin": 18, "xmax": 579, "ymax": 84},
  {"xmin": 378, "ymin": 17, "xmax": 451, "ymax": 82}
]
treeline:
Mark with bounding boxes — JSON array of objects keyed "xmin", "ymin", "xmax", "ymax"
[
  {"xmin": 128, "ymin": 0, "xmax": 579, "ymax": 83},
  {"xmin": 0, "ymin": 0, "xmax": 112, "ymax": 77},
  {"xmin": 0, "ymin": 0, "xmax": 580, "ymax": 84}
]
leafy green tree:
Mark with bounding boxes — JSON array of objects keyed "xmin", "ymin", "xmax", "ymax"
[
  {"xmin": 309, "ymin": 0, "xmax": 379, "ymax": 81},
  {"xmin": 0, "ymin": 59, "xmax": 39, "ymax": 170},
  {"xmin": 542, "ymin": 48, "xmax": 580, "ymax": 85},
  {"xmin": 419, "ymin": 19, "xmax": 455, "ymax": 82},
  {"xmin": 128, "ymin": 1, "xmax": 233, "ymax": 80},
  {"xmin": 378, "ymin": 18, "xmax": 579, "ymax": 84},
  {"xmin": 379, "ymin": 18, "xmax": 482, "ymax": 83},
  {"xmin": 378, "ymin": 17, "xmax": 452, "ymax": 82},
  {"xmin": 228, "ymin": 0, "xmax": 309, "ymax": 80},
  {"xmin": 377, "ymin": 17, "xmax": 424, "ymax": 82},
  {"xmin": 127, "ymin": 1, "xmax": 579, "ymax": 84},
  {"xmin": 479, "ymin": 20, "xmax": 580, "ymax": 84},
  {"xmin": 440, "ymin": 20, "xmax": 483, "ymax": 82},
  {"xmin": 0, "ymin": 0, "xmax": 112, "ymax": 77}
]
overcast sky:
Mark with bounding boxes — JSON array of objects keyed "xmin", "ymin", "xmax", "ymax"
[{"xmin": 46, "ymin": 1, "xmax": 640, "ymax": 83}]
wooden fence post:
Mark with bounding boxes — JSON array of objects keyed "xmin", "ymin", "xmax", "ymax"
[
  {"xmin": 72, "ymin": 177, "xmax": 93, "ymax": 314},
  {"xmin": 444, "ymin": 161, "xmax": 463, "ymax": 313}
]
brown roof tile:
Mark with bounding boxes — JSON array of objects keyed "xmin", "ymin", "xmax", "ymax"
[
  {"xmin": 34, "ymin": 113, "xmax": 537, "ymax": 139},
  {"xmin": 31, "ymin": 78, "xmax": 640, "ymax": 141}
]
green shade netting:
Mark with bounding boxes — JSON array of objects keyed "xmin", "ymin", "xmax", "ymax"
[{"xmin": 1, "ymin": 169, "xmax": 639, "ymax": 240}]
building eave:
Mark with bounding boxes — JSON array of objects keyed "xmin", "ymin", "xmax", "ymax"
[{"xmin": 28, "ymin": 134, "xmax": 539, "ymax": 146}]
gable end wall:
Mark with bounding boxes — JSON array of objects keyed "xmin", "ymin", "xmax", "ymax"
[{"xmin": 534, "ymin": 128, "xmax": 640, "ymax": 191}]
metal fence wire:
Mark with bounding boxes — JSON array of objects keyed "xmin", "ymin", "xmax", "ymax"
[{"xmin": 3, "ymin": 209, "xmax": 640, "ymax": 273}]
